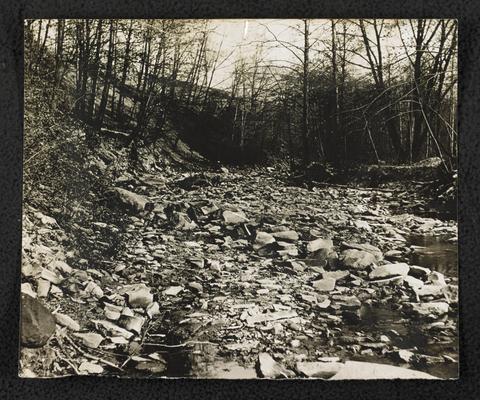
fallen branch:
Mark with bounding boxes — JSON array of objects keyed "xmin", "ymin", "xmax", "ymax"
[
  {"xmin": 312, "ymin": 182, "xmax": 397, "ymax": 193},
  {"xmin": 54, "ymin": 337, "xmax": 81, "ymax": 375},
  {"xmin": 53, "ymin": 348, "xmax": 80, "ymax": 375},
  {"xmin": 64, "ymin": 334, "xmax": 124, "ymax": 372},
  {"xmin": 142, "ymin": 340, "xmax": 219, "ymax": 348}
]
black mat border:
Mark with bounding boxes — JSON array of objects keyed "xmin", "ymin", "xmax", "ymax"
[{"xmin": 1, "ymin": 1, "xmax": 479, "ymax": 399}]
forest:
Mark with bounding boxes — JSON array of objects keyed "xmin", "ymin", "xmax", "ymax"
[
  {"xmin": 24, "ymin": 18, "xmax": 457, "ymax": 168},
  {"xmin": 21, "ymin": 19, "xmax": 458, "ymax": 379}
]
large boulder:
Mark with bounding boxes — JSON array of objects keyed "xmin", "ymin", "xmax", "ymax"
[
  {"xmin": 407, "ymin": 302, "xmax": 449, "ymax": 317},
  {"xmin": 256, "ymin": 353, "xmax": 294, "ymax": 378},
  {"xmin": 312, "ymin": 278, "xmax": 336, "ymax": 292},
  {"xmin": 120, "ymin": 284, "xmax": 154, "ymax": 308},
  {"xmin": 306, "ymin": 238, "xmax": 333, "ymax": 254},
  {"xmin": 271, "ymin": 230, "xmax": 299, "ymax": 242},
  {"xmin": 20, "ymin": 294, "xmax": 56, "ymax": 347},
  {"xmin": 369, "ymin": 263, "xmax": 410, "ymax": 280},
  {"xmin": 342, "ymin": 242, "xmax": 383, "ymax": 262},
  {"xmin": 340, "ymin": 249, "xmax": 376, "ymax": 270},
  {"xmin": 296, "ymin": 361, "xmax": 343, "ymax": 378},
  {"xmin": 112, "ymin": 187, "xmax": 149, "ymax": 212},
  {"xmin": 253, "ymin": 232, "xmax": 276, "ymax": 250}
]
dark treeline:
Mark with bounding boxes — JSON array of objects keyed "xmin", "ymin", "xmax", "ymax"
[{"xmin": 24, "ymin": 19, "xmax": 457, "ymax": 170}]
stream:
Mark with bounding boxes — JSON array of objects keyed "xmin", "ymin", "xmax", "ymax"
[
  {"xmin": 147, "ymin": 232, "xmax": 459, "ymax": 379},
  {"xmin": 83, "ymin": 171, "xmax": 459, "ymax": 380}
]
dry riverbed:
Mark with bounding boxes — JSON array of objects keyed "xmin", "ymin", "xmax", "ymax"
[{"xmin": 20, "ymin": 168, "xmax": 458, "ymax": 379}]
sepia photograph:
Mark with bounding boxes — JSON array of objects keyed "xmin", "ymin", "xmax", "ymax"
[{"xmin": 20, "ymin": 18, "xmax": 458, "ymax": 379}]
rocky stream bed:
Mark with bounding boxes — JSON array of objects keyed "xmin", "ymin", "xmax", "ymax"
[{"xmin": 20, "ymin": 167, "xmax": 458, "ymax": 379}]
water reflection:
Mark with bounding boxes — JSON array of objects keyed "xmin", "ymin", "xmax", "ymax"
[
  {"xmin": 346, "ymin": 303, "xmax": 458, "ymax": 379},
  {"xmin": 407, "ymin": 234, "xmax": 458, "ymax": 277}
]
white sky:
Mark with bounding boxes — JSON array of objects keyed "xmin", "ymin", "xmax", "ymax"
[
  {"xmin": 193, "ymin": 19, "xmax": 418, "ymax": 90},
  {"xmin": 204, "ymin": 19, "xmax": 331, "ymax": 88}
]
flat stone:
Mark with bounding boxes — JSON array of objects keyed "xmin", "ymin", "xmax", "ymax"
[
  {"xmin": 306, "ymin": 238, "xmax": 333, "ymax": 254},
  {"xmin": 245, "ymin": 310, "xmax": 298, "ymax": 326},
  {"xmin": 40, "ymin": 268, "xmax": 63, "ymax": 285},
  {"xmin": 222, "ymin": 210, "xmax": 248, "ymax": 225},
  {"xmin": 312, "ymin": 278, "xmax": 336, "ymax": 292},
  {"xmin": 206, "ymin": 361, "xmax": 257, "ymax": 379},
  {"xmin": 369, "ymin": 263, "xmax": 410, "ymax": 279},
  {"xmin": 119, "ymin": 315, "xmax": 145, "ymax": 334},
  {"xmin": 271, "ymin": 230, "xmax": 299, "ymax": 242},
  {"xmin": 369, "ymin": 276, "xmax": 404, "ymax": 286},
  {"xmin": 384, "ymin": 250, "xmax": 404, "ymax": 260},
  {"xmin": 84, "ymin": 281, "xmax": 104, "ymax": 298},
  {"xmin": 354, "ymin": 220, "xmax": 372, "ymax": 232},
  {"xmin": 415, "ymin": 284, "xmax": 444, "ymax": 297},
  {"xmin": 394, "ymin": 349, "xmax": 415, "ymax": 363},
  {"xmin": 277, "ymin": 248, "xmax": 298, "ymax": 257},
  {"xmin": 301, "ymin": 293, "xmax": 317, "ymax": 304},
  {"xmin": 317, "ymin": 298, "xmax": 331, "ymax": 309},
  {"xmin": 163, "ymin": 286, "xmax": 184, "ymax": 296},
  {"xmin": 333, "ymin": 295, "xmax": 361, "ymax": 310},
  {"xmin": 322, "ymin": 270, "xmax": 350, "ymax": 281},
  {"xmin": 37, "ymin": 279, "xmax": 51, "ymax": 298},
  {"xmin": 104, "ymin": 304, "xmax": 122, "ymax": 321},
  {"xmin": 51, "ymin": 260, "xmax": 73, "ymax": 275},
  {"xmin": 21, "ymin": 283, "xmax": 37, "ymax": 298},
  {"xmin": 330, "ymin": 361, "xmax": 438, "ymax": 380},
  {"xmin": 92, "ymin": 319, "xmax": 134, "ymax": 339},
  {"xmin": 188, "ymin": 281, "xmax": 204, "ymax": 294},
  {"xmin": 287, "ymin": 260, "xmax": 306, "ymax": 273},
  {"xmin": 72, "ymin": 332, "xmax": 104, "ymax": 349},
  {"xmin": 201, "ymin": 203, "xmax": 219, "ymax": 215},
  {"xmin": 175, "ymin": 213, "xmax": 197, "ymax": 230},
  {"xmin": 146, "ymin": 302, "xmax": 160, "ymax": 318},
  {"xmin": 54, "ymin": 313, "xmax": 80, "ymax": 331},
  {"xmin": 296, "ymin": 361, "xmax": 343, "ymax": 378},
  {"xmin": 188, "ymin": 257, "xmax": 205, "ymax": 268},
  {"xmin": 79, "ymin": 361, "xmax": 104, "ymax": 374},
  {"xmin": 404, "ymin": 275, "xmax": 424, "ymax": 291}
]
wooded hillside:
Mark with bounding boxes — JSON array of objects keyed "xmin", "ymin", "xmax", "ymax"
[{"xmin": 25, "ymin": 19, "xmax": 457, "ymax": 168}]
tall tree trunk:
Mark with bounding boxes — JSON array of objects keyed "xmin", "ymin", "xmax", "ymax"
[
  {"xmin": 331, "ymin": 20, "xmax": 340, "ymax": 164},
  {"xmin": 54, "ymin": 20, "xmax": 65, "ymax": 87},
  {"xmin": 302, "ymin": 19, "xmax": 310, "ymax": 166},
  {"xmin": 117, "ymin": 20, "xmax": 133, "ymax": 120},
  {"xmin": 75, "ymin": 21, "xmax": 85, "ymax": 117},
  {"xmin": 87, "ymin": 20, "xmax": 103, "ymax": 123},
  {"xmin": 79, "ymin": 20, "xmax": 91, "ymax": 119},
  {"xmin": 95, "ymin": 20, "xmax": 115, "ymax": 130}
]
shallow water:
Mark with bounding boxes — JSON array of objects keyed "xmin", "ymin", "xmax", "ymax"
[
  {"xmin": 407, "ymin": 234, "xmax": 458, "ymax": 277},
  {"xmin": 348, "ymin": 303, "xmax": 459, "ymax": 379},
  {"xmin": 346, "ymin": 233, "xmax": 459, "ymax": 379},
  {"xmin": 137, "ymin": 233, "xmax": 459, "ymax": 379}
]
